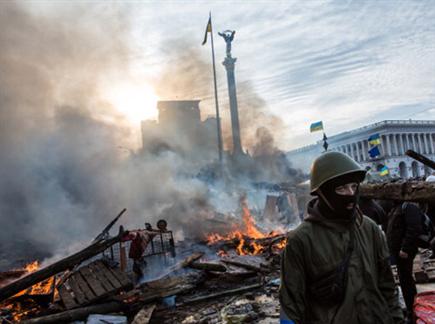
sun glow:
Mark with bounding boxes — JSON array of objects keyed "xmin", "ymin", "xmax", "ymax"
[{"xmin": 106, "ymin": 82, "xmax": 159, "ymax": 124}]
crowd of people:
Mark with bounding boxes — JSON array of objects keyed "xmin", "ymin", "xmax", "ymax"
[{"xmin": 280, "ymin": 152, "xmax": 435, "ymax": 324}]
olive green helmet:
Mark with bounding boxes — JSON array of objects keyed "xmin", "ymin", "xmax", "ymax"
[{"xmin": 310, "ymin": 151, "xmax": 366, "ymax": 194}]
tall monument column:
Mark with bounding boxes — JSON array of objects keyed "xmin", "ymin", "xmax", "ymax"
[{"xmin": 219, "ymin": 30, "xmax": 243, "ymax": 156}]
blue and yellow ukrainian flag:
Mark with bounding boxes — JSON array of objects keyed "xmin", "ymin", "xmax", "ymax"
[
  {"xmin": 379, "ymin": 166, "xmax": 389, "ymax": 176},
  {"xmin": 201, "ymin": 16, "xmax": 212, "ymax": 45},
  {"xmin": 310, "ymin": 121, "xmax": 323, "ymax": 133},
  {"xmin": 368, "ymin": 133, "xmax": 381, "ymax": 145},
  {"xmin": 368, "ymin": 146, "xmax": 380, "ymax": 158}
]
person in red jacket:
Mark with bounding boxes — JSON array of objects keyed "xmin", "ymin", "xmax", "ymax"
[{"xmin": 122, "ymin": 230, "xmax": 157, "ymax": 277}]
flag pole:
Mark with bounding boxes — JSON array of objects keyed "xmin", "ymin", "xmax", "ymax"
[{"xmin": 209, "ymin": 12, "xmax": 223, "ymax": 164}]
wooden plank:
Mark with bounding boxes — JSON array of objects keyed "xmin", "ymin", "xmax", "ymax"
[
  {"xmin": 360, "ymin": 181, "xmax": 435, "ymax": 202},
  {"xmin": 20, "ymin": 301, "xmax": 124, "ymax": 324},
  {"xmin": 107, "ymin": 266, "xmax": 131, "ymax": 287},
  {"xmin": 188, "ymin": 261, "xmax": 227, "ymax": 272},
  {"xmin": 180, "ymin": 283, "xmax": 263, "ymax": 305},
  {"xmin": 67, "ymin": 275, "xmax": 87, "ymax": 305},
  {"xmin": 132, "ymin": 303, "xmax": 156, "ymax": 324},
  {"xmin": 22, "ymin": 281, "xmax": 194, "ymax": 324},
  {"xmin": 79, "ymin": 266, "xmax": 106, "ymax": 296},
  {"xmin": 426, "ymin": 269, "xmax": 435, "ymax": 280},
  {"xmin": 222, "ymin": 259, "xmax": 268, "ymax": 273},
  {"xmin": 58, "ymin": 285, "xmax": 78, "ymax": 309},
  {"xmin": 72, "ymin": 272, "xmax": 96, "ymax": 301},
  {"xmin": 87, "ymin": 262, "xmax": 114, "ymax": 292},
  {"xmin": 97, "ymin": 261, "xmax": 123, "ymax": 289},
  {"xmin": 119, "ymin": 243, "xmax": 127, "ymax": 272},
  {"xmin": 0, "ymin": 232, "xmax": 123, "ymax": 302},
  {"xmin": 0, "ymin": 270, "xmax": 27, "ymax": 281}
]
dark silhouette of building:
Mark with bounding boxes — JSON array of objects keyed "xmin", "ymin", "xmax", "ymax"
[{"xmin": 141, "ymin": 100, "xmax": 218, "ymax": 162}]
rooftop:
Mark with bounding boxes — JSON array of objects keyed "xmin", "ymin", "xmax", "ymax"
[
  {"xmin": 288, "ymin": 119, "xmax": 435, "ymax": 153},
  {"xmin": 328, "ymin": 119, "xmax": 435, "ymax": 141}
]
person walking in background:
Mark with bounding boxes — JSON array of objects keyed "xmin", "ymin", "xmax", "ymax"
[{"xmin": 386, "ymin": 202, "xmax": 425, "ymax": 323}]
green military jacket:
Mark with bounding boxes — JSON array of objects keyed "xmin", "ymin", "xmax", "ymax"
[{"xmin": 280, "ymin": 199, "xmax": 404, "ymax": 324}]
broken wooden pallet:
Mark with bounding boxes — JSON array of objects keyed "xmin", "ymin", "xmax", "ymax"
[
  {"xmin": 58, "ymin": 259, "xmax": 132, "ymax": 309},
  {"xmin": 423, "ymin": 259, "xmax": 435, "ymax": 280}
]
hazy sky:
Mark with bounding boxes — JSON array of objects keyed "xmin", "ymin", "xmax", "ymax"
[{"xmin": 27, "ymin": 1, "xmax": 435, "ymax": 150}]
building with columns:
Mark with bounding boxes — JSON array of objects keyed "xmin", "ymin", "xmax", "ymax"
[{"xmin": 287, "ymin": 120, "xmax": 435, "ymax": 179}]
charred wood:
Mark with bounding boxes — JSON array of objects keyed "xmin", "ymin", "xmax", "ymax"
[
  {"xmin": 166, "ymin": 252, "xmax": 204, "ymax": 274},
  {"xmin": 211, "ymin": 234, "xmax": 286, "ymax": 250},
  {"xmin": 188, "ymin": 262, "xmax": 227, "ymax": 272},
  {"xmin": 266, "ymin": 236, "xmax": 287, "ymax": 255},
  {"xmin": 141, "ymin": 271, "xmax": 206, "ymax": 292},
  {"xmin": 0, "ymin": 270, "xmax": 27, "ymax": 282},
  {"xmin": 246, "ymin": 234, "xmax": 286, "ymax": 246},
  {"xmin": 23, "ymin": 282, "xmax": 195, "ymax": 324},
  {"xmin": 20, "ymin": 301, "xmax": 125, "ymax": 324},
  {"xmin": 0, "ymin": 230, "xmax": 124, "ymax": 302},
  {"xmin": 93, "ymin": 208, "xmax": 127, "ymax": 243},
  {"xmin": 211, "ymin": 269, "xmax": 257, "ymax": 281},
  {"xmin": 179, "ymin": 283, "xmax": 263, "ymax": 305},
  {"xmin": 360, "ymin": 181, "xmax": 435, "ymax": 202},
  {"xmin": 0, "ymin": 270, "xmax": 27, "ymax": 288},
  {"xmin": 222, "ymin": 259, "xmax": 268, "ymax": 274}
]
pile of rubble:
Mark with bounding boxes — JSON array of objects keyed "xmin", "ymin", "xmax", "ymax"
[
  {"xmin": 3, "ymin": 223, "xmax": 435, "ymax": 324},
  {"xmin": 0, "ymin": 210, "xmax": 286, "ymax": 324},
  {"xmin": 2, "ymin": 149, "xmax": 435, "ymax": 323}
]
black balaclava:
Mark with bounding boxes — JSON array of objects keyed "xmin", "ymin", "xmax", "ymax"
[{"xmin": 317, "ymin": 173, "xmax": 361, "ymax": 220}]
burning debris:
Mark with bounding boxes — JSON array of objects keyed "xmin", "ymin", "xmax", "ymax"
[
  {"xmin": 0, "ymin": 174, "xmax": 431, "ymax": 323},
  {"xmin": 0, "ymin": 200, "xmax": 289, "ymax": 324},
  {"xmin": 206, "ymin": 197, "xmax": 286, "ymax": 256},
  {"xmin": 1, "ymin": 178, "xmax": 435, "ymax": 323}
]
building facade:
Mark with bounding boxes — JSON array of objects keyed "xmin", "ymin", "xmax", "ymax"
[{"xmin": 287, "ymin": 120, "xmax": 435, "ymax": 179}]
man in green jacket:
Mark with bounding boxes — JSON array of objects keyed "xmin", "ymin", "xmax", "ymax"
[{"xmin": 279, "ymin": 152, "xmax": 404, "ymax": 324}]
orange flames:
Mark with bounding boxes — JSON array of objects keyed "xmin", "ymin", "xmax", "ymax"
[
  {"xmin": 13, "ymin": 261, "xmax": 54, "ymax": 297},
  {"xmin": 25, "ymin": 261, "xmax": 39, "ymax": 273},
  {"xmin": 207, "ymin": 201, "xmax": 286, "ymax": 255},
  {"xmin": 1, "ymin": 260, "xmax": 55, "ymax": 321}
]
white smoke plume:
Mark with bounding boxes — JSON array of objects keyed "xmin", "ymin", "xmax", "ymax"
[{"xmin": 0, "ymin": 2, "xmax": 304, "ymax": 270}]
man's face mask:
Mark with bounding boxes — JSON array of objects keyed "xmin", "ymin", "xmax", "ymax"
[{"xmin": 318, "ymin": 175, "xmax": 360, "ymax": 218}]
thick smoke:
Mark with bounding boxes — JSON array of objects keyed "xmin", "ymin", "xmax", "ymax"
[
  {"xmin": 153, "ymin": 42, "xmax": 287, "ymax": 156},
  {"xmin": 0, "ymin": 3, "xmax": 208, "ymax": 269},
  {"xmin": 153, "ymin": 42, "xmax": 299, "ymax": 183},
  {"xmin": 234, "ymin": 81, "xmax": 287, "ymax": 154},
  {"xmin": 154, "ymin": 42, "xmax": 213, "ymax": 102},
  {"xmin": 0, "ymin": 3, "xmax": 303, "ymax": 270}
]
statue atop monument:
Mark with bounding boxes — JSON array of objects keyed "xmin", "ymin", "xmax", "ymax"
[
  {"xmin": 218, "ymin": 30, "xmax": 236, "ymax": 58},
  {"xmin": 219, "ymin": 28, "xmax": 242, "ymax": 156}
]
